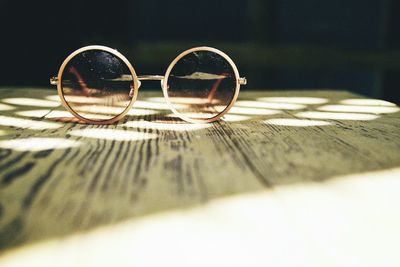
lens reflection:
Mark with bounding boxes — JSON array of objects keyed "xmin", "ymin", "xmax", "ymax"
[
  {"xmin": 166, "ymin": 50, "xmax": 238, "ymax": 121},
  {"xmin": 61, "ymin": 49, "xmax": 134, "ymax": 122}
]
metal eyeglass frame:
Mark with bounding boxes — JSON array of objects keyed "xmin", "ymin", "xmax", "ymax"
[{"xmin": 50, "ymin": 45, "xmax": 247, "ymax": 124}]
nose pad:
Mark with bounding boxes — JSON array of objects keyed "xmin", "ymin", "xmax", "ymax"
[
  {"xmin": 161, "ymin": 79, "xmax": 169, "ymax": 90},
  {"xmin": 129, "ymin": 80, "xmax": 141, "ymax": 98}
]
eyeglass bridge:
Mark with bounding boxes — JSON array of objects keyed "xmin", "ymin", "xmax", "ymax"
[{"xmin": 137, "ymin": 75, "xmax": 164, "ymax": 81}]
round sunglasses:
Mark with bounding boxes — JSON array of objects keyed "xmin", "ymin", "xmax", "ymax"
[{"xmin": 50, "ymin": 45, "xmax": 247, "ymax": 124}]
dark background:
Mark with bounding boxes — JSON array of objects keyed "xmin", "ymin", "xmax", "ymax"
[{"xmin": 1, "ymin": 0, "xmax": 400, "ymax": 103}]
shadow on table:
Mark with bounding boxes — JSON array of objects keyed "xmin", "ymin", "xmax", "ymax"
[{"xmin": 0, "ymin": 88, "xmax": 400, "ymax": 253}]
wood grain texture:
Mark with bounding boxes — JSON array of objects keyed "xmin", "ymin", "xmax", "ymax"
[{"xmin": 0, "ymin": 88, "xmax": 400, "ymax": 255}]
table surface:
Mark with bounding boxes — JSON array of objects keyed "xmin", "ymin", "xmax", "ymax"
[{"xmin": 0, "ymin": 88, "xmax": 400, "ymax": 267}]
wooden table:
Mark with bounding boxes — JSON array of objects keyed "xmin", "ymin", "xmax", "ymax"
[{"xmin": 0, "ymin": 88, "xmax": 400, "ymax": 266}]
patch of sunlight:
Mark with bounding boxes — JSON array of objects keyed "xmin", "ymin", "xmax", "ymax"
[
  {"xmin": 133, "ymin": 100, "xmax": 186, "ymax": 110},
  {"xmin": 318, "ymin": 105, "xmax": 400, "ymax": 114},
  {"xmin": 0, "ymin": 115, "xmax": 62, "ymax": 130},
  {"xmin": 45, "ymin": 110, "xmax": 75, "ymax": 118},
  {"xmin": 257, "ymin": 96, "xmax": 328, "ymax": 105},
  {"xmin": 69, "ymin": 128, "xmax": 158, "ymax": 141},
  {"xmin": 73, "ymin": 105, "xmax": 158, "ymax": 116},
  {"xmin": 166, "ymin": 112, "xmax": 217, "ymax": 120},
  {"xmin": 16, "ymin": 110, "xmax": 51, "ymax": 118},
  {"xmin": 296, "ymin": 111, "xmax": 379, "ymax": 121},
  {"xmin": 235, "ymin": 100, "xmax": 306, "ymax": 110},
  {"xmin": 221, "ymin": 114, "xmax": 251, "ymax": 122},
  {"xmin": 45, "ymin": 95, "xmax": 60, "ymax": 102},
  {"xmin": 62, "ymin": 95, "xmax": 111, "ymax": 104},
  {"xmin": 122, "ymin": 120, "xmax": 211, "ymax": 131},
  {"xmin": 168, "ymin": 97, "xmax": 222, "ymax": 105},
  {"xmin": 166, "ymin": 112, "xmax": 252, "ymax": 122},
  {"xmin": 264, "ymin": 118, "xmax": 331, "ymax": 127},
  {"xmin": 1, "ymin": 167, "xmax": 399, "ymax": 267},
  {"xmin": 226, "ymin": 106, "xmax": 282, "ymax": 115},
  {"xmin": 0, "ymin": 138, "xmax": 81, "ymax": 151},
  {"xmin": 145, "ymin": 97, "xmax": 168, "ymax": 103},
  {"xmin": 340, "ymin": 98, "xmax": 397, "ymax": 107},
  {"xmin": 126, "ymin": 108, "xmax": 159, "ymax": 116},
  {"xmin": 0, "ymin": 103, "xmax": 15, "ymax": 111},
  {"xmin": 146, "ymin": 97, "xmax": 221, "ymax": 105},
  {"xmin": 58, "ymin": 95, "xmax": 128, "ymax": 105},
  {"xmin": 2, "ymin": 98, "xmax": 60, "ymax": 107},
  {"xmin": 165, "ymin": 107, "xmax": 271, "ymax": 118},
  {"xmin": 16, "ymin": 110, "xmax": 74, "ymax": 119},
  {"xmin": 0, "ymin": 129, "xmax": 7, "ymax": 136}
]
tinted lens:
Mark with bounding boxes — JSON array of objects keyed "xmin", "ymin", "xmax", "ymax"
[
  {"xmin": 61, "ymin": 49, "xmax": 134, "ymax": 122},
  {"xmin": 166, "ymin": 50, "xmax": 238, "ymax": 121}
]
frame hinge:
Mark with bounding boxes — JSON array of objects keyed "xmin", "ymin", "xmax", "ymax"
[
  {"xmin": 239, "ymin": 77, "xmax": 247, "ymax": 85},
  {"xmin": 50, "ymin": 76, "xmax": 58, "ymax": 85}
]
